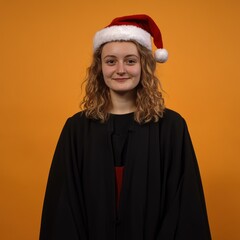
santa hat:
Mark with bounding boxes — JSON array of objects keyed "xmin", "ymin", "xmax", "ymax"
[{"xmin": 93, "ymin": 14, "xmax": 168, "ymax": 63}]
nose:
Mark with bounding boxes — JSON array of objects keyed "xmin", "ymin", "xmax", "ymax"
[{"xmin": 116, "ymin": 62, "xmax": 126, "ymax": 75}]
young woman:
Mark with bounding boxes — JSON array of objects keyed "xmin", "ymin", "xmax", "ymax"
[{"xmin": 40, "ymin": 14, "xmax": 211, "ymax": 240}]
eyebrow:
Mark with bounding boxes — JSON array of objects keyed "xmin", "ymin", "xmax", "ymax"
[{"xmin": 103, "ymin": 54, "xmax": 139, "ymax": 59}]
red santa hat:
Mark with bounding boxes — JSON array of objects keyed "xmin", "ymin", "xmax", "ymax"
[{"xmin": 93, "ymin": 14, "xmax": 168, "ymax": 63}]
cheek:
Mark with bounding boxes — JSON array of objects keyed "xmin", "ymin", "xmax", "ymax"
[
  {"xmin": 102, "ymin": 65, "xmax": 113, "ymax": 77},
  {"xmin": 101, "ymin": 67, "xmax": 111, "ymax": 85},
  {"xmin": 131, "ymin": 63, "xmax": 141, "ymax": 74},
  {"xmin": 131, "ymin": 66, "xmax": 141, "ymax": 78}
]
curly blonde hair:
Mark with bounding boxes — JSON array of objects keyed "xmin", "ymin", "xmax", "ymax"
[{"xmin": 80, "ymin": 40, "xmax": 165, "ymax": 124}]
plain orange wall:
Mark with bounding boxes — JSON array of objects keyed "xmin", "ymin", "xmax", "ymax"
[{"xmin": 1, "ymin": 0, "xmax": 240, "ymax": 239}]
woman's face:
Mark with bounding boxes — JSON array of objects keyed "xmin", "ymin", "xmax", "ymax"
[{"xmin": 101, "ymin": 41, "xmax": 141, "ymax": 95}]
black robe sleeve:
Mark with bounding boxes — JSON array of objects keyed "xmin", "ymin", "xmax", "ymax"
[
  {"xmin": 39, "ymin": 118, "xmax": 87, "ymax": 240},
  {"xmin": 157, "ymin": 113, "xmax": 211, "ymax": 239}
]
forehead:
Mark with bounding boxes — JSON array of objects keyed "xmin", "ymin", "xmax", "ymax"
[{"xmin": 101, "ymin": 41, "xmax": 139, "ymax": 57}]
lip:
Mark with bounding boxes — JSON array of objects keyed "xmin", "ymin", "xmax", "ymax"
[{"xmin": 112, "ymin": 78, "xmax": 130, "ymax": 81}]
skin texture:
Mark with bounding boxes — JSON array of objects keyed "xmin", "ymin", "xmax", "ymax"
[{"xmin": 101, "ymin": 41, "xmax": 141, "ymax": 114}]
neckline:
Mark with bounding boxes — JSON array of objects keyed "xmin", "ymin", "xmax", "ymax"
[{"xmin": 110, "ymin": 112, "xmax": 134, "ymax": 117}]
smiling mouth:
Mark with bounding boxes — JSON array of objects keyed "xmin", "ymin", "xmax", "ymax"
[{"xmin": 112, "ymin": 78, "xmax": 130, "ymax": 81}]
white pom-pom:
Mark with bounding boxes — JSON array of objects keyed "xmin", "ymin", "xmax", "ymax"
[{"xmin": 154, "ymin": 48, "xmax": 168, "ymax": 63}]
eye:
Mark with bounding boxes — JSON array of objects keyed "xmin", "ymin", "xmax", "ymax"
[
  {"xmin": 126, "ymin": 58, "xmax": 138, "ymax": 65},
  {"xmin": 105, "ymin": 59, "xmax": 116, "ymax": 65}
]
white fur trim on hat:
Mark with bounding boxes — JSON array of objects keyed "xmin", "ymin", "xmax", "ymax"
[{"xmin": 93, "ymin": 25, "xmax": 152, "ymax": 51}]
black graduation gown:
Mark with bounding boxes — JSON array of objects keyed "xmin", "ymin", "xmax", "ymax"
[{"xmin": 39, "ymin": 108, "xmax": 211, "ymax": 240}]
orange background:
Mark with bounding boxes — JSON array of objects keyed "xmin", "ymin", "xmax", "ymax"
[{"xmin": 1, "ymin": 0, "xmax": 240, "ymax": 239}]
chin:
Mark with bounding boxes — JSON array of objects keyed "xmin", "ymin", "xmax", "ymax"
[{"xmin": 110, "ymin": 88, "xmax": 137, "ymax": 95}]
